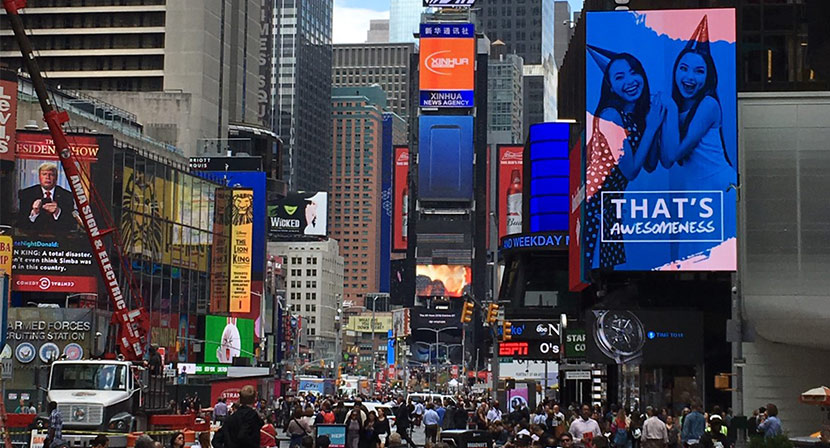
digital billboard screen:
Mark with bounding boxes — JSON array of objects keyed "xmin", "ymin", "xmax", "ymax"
[
  {"xmin": 569, "ymin": 136, "xmax": 590, "ymax": 291},
  {"xmin": 418, "ymin": 115, "xmax": 474, "ymax": 201},
  {"xmin": 11, "ymin": 132, "xmax": 113, "ymax": 293},
  {"xmin": 585, "ymin": 309, "xmax": 703, "ymax": 365},
  {"xmin": 498, "ymin": 145, "xmax": 524, "ymax": 239},
  {"xmin": 584, "ymin": 9, "xmax": 737, "ymax": 271},
  {"xmin": 0, "ymin": 69, "xmax": 18, "ymax": 161},
  {"xmin": 528, "ymin": 123, "xmax": 570, "ymax": 233},
  {"xmin": 204, "ymin": 315, "xmax": 255, "ymax": 364},
  {"xmin": 415, "ymin": 264, "xmax": 471, "ymax": 298},
  {"xmin": 419, "ymin": 23, "xmax": 475, "ymax": 108},
  {"xmin": 392, "ymin": 146, "xmax": 408, "ymax": 252},
  {"xmin": 268, "ymin": 192, "xmax": 328, "ymax": 236}
]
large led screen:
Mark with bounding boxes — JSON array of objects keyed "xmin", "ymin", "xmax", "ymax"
[
  {"xmin": 498, "ymin": 145, "xmax": 524, "ymax": 239},
  {"xmin": 417, "ymin": 115, "xmax": 474, "ymax": 201},
  {"xmin": 419, "ymin": 23, "xmax": 475, "ymax": 108},
  {"xmin": 204, "ymin": 315, "xmax": 255, "ymax": 364},
  {"xmin": 584, "ymin": 9, "xmax": 737, "ymax": 271},
  {"xmin": 415, "ymin": 264, "xmax": 472, "ymax": 298},
  {"xmin": 268, "ymin": 192, "xmax": 328, "ymax": 236}
]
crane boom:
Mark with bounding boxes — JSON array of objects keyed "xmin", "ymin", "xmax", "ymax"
[{"xmin": 3, "ymin": 0, "xmax": 148, "ymax": 360}]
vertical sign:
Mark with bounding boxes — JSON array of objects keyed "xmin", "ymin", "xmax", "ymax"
[
  {"xmin": 392, "ymin": 146, "xmax": 409, "ymax": 252},
  {"xmin": 0, "ymin": 70, "xmax": 17, "ymax": 161},
  {"xmin": 419, "ymin": 23, "xmax": 475, "ymax": 108},
  {"xmin": 0, "ymin": 236, "xmax": 11, "ymax": 277},
  {"xmin": 585, "ymin": 9, "xmax": 737, "ymax": 271},
  {"xmin": 387, "ymin": 329, "xmax": 395, "ymax": 366},
  {"xmin": 527, "ymin": 122, "xmax": 570, "ymax": 233},
  {"xmin": 498, "ymin": 145, "xmax": 524, "ymax": 239},
  {"xmin": 210, "ymin": 188, "xmax": 231, "ymax": 313},
  {"xmin": 257, "ymin": 0, "xmax": 274, "ymax": 129},
  {"xmin": 569, "ymin": 137, "xmax": 590, "ymax": 291},
  {"xmin": 229, "ymin": 189, "xmax": 254, "ymax": 313}
]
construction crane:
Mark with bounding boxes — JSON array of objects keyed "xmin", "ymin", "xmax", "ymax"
[{"xmin": 3, "ymin": 0, "xmax": 149, "ymax": 360}]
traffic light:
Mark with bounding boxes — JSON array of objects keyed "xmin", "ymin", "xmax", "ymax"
[
  {"xmin": 486, "ymin": 303, "xmax": 499, "ymax": 324},
  {"xmin": 502, "ymin": 321, "xmax": 512, "ymax": 341},
  {"xmin": 461, "ymin": 301, "xmax": 474, "ymax": 323}
]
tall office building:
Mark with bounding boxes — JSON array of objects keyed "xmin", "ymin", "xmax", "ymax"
[
  {"xmin": 275, "ymin": 0, "xmax": 334, "ymax": 191},
  {"xmin": 367, "ymin": 19, "xmax": 390, "ymax": 43},
  {"xmin": 269, "ymin": 239, "xmax": 344, "ymax": 361},
  {"xmin": 554, "ymin": 0, "xmax": 575, "ymax": 69},
  {"xmin": 330, "ymin": 86, "xmax": 386, "ymax": 306},
  {"xmin": 488, "ymin": 45, "xmax": 524, "ymax": 144},
  {"xmin": 389, "ymin": 0, "xmax": 424, "ymax": 44},
  {"xmin": 332, "ymin": 43, "xmax": 415, "ymax": 119},
  {"xmin": 0, "ymin": 0, "xmax": 264, "ymax": 157},
  {"xmin": 476, "ymin": 0, "xmax": 558, "ymax": 134}
]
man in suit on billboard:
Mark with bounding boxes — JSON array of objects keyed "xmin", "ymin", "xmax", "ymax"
[{"xmin": 18, "ymin": 162, "xmax": 75, "ymax": 231}]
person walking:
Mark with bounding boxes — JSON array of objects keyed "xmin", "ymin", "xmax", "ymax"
[
  {"xmin": 611, "ymin": 409, "xmax": 631, "ymax": 448},
  {"xmin": 214, "ymin": 386, "xmax": 263, "ymax": 448},
  {"xmin": 681, "ymin": 403, "xmax": 706, "ymax": 448},
  {"xmin": 376, "ymin": 408, "xmax": 392, "ymax": 448},
  {"xmin": 641, "ymin": 407, "xmax": 668, "ymax": 448},
  {"xmin": 394, "ymin": 399, "xmax": 416, "ymax": 448},
  {"xmin": 424, "ymin": 403, "xmax": 441, "ymax": 445},
  {"xmin": 287, "ymin": 408, "xmax": 313, "ymax": 448},
  {"xmin": 347, "ymin": 410, "xmax": 363, "ymax": 448},
  {"xmin": 666, "ymin": 416, "xmax": 681, "ymax": 448},
  {"xmin": 213, "ymin": 397, "xmax": 228, "ymax": 423},
  {"xmin": 756, "ymin": 404, "xmax": 782, "ymax": 439},
  {"xmin": 570, "ymin": 405, "xmax": 602, "ymax": 448}
]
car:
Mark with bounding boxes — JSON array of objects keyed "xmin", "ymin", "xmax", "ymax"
[
  {"xmin": 343, "ymin": 401, "xmax": 397, "ymax": 428},
  {"xmin": 407, "ymin": 393, "xmax": 456, "ymax": 406}
]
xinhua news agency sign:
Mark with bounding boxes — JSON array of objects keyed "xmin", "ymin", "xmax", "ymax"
[{"xmin": 419, "ymin": 23, "xmax": 475, "ymax": 108}]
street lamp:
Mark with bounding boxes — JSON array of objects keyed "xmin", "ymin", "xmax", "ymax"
[{"xmin": 416, "ymin": 326, "xmax": 460, "ymax": 390}]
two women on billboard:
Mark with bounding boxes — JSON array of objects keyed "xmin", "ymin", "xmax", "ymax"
[{"xmin": 584, "ymin": 10, "xmax": 737, "ymax": 272}]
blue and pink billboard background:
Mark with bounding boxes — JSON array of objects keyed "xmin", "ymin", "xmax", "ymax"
[{"xmin": 584, "ymin": 9, "xmax": 737, "ymax": 271}]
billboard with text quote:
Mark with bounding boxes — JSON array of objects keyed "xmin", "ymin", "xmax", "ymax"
[{"xmin": 585, "ymin": 9, "xmax": 736, "ymax": 271}]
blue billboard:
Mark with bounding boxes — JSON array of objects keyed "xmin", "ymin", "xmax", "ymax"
[
  {"xmin": 380, "ymin": 115, "xmax": 394, "ymax": 292},
  {"xmin": 528, "ymin": 122, "xmax": 570, "ymax": 233},
  {"xmin": 584, "ymin": 9, "xmax": 737, "ymax": 271},
  {"xmin": 417, "ymin": 115, "xmax": 474, "ymax": 201}
]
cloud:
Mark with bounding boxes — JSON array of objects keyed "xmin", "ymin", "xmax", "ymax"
[{"xmin": 333, "ymin": 0, "xmax": 389, "ymax": 44}]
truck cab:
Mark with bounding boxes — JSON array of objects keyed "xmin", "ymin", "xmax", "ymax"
[{"xmin": 43, "ymin": 359, "xmax": 143, "ymax": 443}]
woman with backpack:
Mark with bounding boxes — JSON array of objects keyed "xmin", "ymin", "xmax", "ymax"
[
  {"xmin": 316, "ymin": 401, "xmax": 337, "ymax": 425},
  {"xmin": 611, "ymin": 409, "xmax": 632, "ymax": 448},
  {"xmin": 287, "ymin": 408, "xmax": 313, "ymax": 448}
]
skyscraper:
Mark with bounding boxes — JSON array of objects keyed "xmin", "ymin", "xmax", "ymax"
[
  {"xmin": 390, "ymin": 0, "xmax": 425, "ymax": 44},
  {"xmin": 488, "ymin": 45, "xmax": 524, "ymax": 144},
  {"xmin": 367, "ymin": 19, "xmax": 390, "ymax": 43},
  {"xmin": 330, "ymin": 86, "xmax": 387, "ymax": 306},
  {"xmin": 332, "ymin": 43, "xmax": 415, "ymax": 119},
  {"xmin": 0, "ymin": 0, "xmax": 266, "ymax": 156},
  {"xmin": 275, "ymin": 0, "xmax": 334, "ymax": 191}
]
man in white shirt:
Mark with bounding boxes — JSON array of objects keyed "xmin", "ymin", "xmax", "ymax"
[
  {"xmin": 569, "ymin": 405, "xmax": 601, "ymax": 448},
  {"xmin": 487, "ymin": 400, "xmax": 503, "ymax": 423},
  {"xmin": 642, "ymin": 407, "xmax": 669, "ymax": 448}
]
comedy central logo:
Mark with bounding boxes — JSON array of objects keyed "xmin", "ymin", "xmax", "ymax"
[{"xmin": 425, "ymin": 50, "xmax": 470, "ymax": 75}]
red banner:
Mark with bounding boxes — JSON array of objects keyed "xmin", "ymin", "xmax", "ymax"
[
  {"xmin": 0, "ymin": 71, "xmax": 17, "ymax": 161},
  {"xmin": 210, "ymin": 378, "xmax": 259, "ymax": 405},
  {"xmin": 569, "ymin": 138, "xmax": 590, "ymax": 292},
  {"xmin": 392, "ymin": 146, "xmax": 409, "ymax": 252},
  {"xmin": 498, "ymin": 145, "xmax": 524, "ymax": 239},
  {"xmin": 13, "ymin": 274, "xmax": 97, "ymax": 293}
]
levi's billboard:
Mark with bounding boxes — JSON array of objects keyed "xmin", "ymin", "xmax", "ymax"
[
  {"xmin": 419, "ymin": 23, "xmax": 475, "ymax": 108},
  {"xmin": 584, "ymin": 9, "xmax": 736, "ymax": 271}
]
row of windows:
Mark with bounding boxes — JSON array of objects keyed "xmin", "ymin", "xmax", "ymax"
[
  {"xmin": 289, "ymin": 269, "xmax": 318, "ymax": 276},
  {"xmin": 289, "ymin": 256, "xmax": 318, "ymax": 265}
]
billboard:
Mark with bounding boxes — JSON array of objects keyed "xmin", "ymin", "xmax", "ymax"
[
  {"xmin": 419, "ymin": 23, "xmax": 475, "ymax": 108},
  {"xmin": 569, "ymin": 136, "xmax": 590, "ymax": 291},
  {"xmin": 418, "ymin": 115, "xmax": 474, "ymax": 201},
  {"xmin": 11, "ymin": 132, "xmax": 113, "ymax": 293},
  {"xmin": 528, "ymin": 123, "xmax": 570, "ymax": 233},
  {"xmin": 204, "ymin": 315, "xmax": 255, "ymax": 364},
  {"xmin": 210, "ymin": 378, "xmax": 258, "ymax": 405},
  {"xmin": 415, "ymin": 264, "xmax": 472, "ymax": 297},
  {"xmin": 0, "ymin": 70, "xmax": 17, "ymax": 161},
  {"xmin": 344, "ymin": 315, "xmax": 393, "ymax": 333},
  {"xmin": 380, "ymin": 116, "xmax": 394, "ymax": 291},
  {"xmin": 229, "ymin": 188, "xmax": 254, "ymax": 313},
  {"xmin": 586, "ymin": 309, "xmax": 703, "ymax": 365},
  {"xmin": 498, "ymin": 145, "xmax": 524, "ymax": 239},
  {"xmin": 585, "ymin": 9, "xmax": 737, "ymax": 271},
  {"xmin": 210, "ymin": 188, "xmax": 232, "ymax": 313},
  {"xmin": 392, "ymin": 147, "xmax": 409, "ymax": 252},
  {"xmin": 268, "ymin": 192, "xmax": 327, "ymax": 236}
]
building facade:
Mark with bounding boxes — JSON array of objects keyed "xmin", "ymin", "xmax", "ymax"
[
  {"xmin": 389, "ymin": 0, "xmax": 424, "ymax": 44},
  {"xmin": 367, "ymin": 19, "xmax": 390, "ymax": 43},
  {"xmin": 488, "ymin": 50, "xmax": 524, "ymax": 144},
  {"xmin": 332, "ymin": 43, "xmax": 415, "ymax": 120},
  {"xmin": 330, "ymin": 86, "xmax": 387, "ymax": 307},
  {"xmin": 274, "ymin": 0, "xmax": 334, "ymax": 191},
  {"xmin": 0, "ymin": 0, "xmax": 264, "ymax": 156},
  {"xmin": 268, "ymin": 239, "xmax": 344, "ymax": 362}
]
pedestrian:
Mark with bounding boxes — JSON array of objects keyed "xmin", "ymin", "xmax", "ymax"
[
  {"xmin": 213, "ymin": 397, "xmax": 228, "ymax": 423},
  {"xmin": 702, "ymin": 415, "xmax": 728, "ymax": 448},
  {"xmin": 168, "ymin": 432, "xmax": 185, "ymax": 448},
  {"xmin": 376, "ymin": 408, "xmax": 392, "ymax": 448},
  {"xmin": 476, "ymin": 402, "xmax": 490, "ymax": 429},
  {"xmin": 570, "ymin": 405, "xmax": 602, "ymax": 448},
  {"xmin": 394, "ymin": 398, "xmax": 416, "ymax": 448},
  {"xmin": 454, "ymin": 401, "xmax": 470, "ymax": 430},
  {"xmin": 488, "ymin": 401, "xmax": 503, "ymax": 424},
  {"xmin": 316, "ymin": 401, "xmax": 336, "ymax": 425},
  {"xmin": 756, "ymin": 404, "xmax": 781, "ymax": 439},
  {"xmin": 548, "ymin": 405, "xmax": 567, "ymax": 439},
  {"xmin": 336, "ymin": 401, "xmax": 349, "ymax": 424},
  {"xmin": 261, "ymin": 420, "xmax": 278, "ymax": 448},
  {"xmin": 666, "ymin": 416, "xmax": 680, "ymax": 448},
  {"xmin": 212, "ymin": 385, "xmax": 264, "ymax": 448},
  {"xmin": 611, "ymin": 408, "xmax": 631, "ymax": 448},
  {"xmin": 347, "ymin": 410, "xmax": 363, "ymax": 448},
  {"xmin": 387, "ymin": 433, "xmax": 407, "ymax": 448},
  {"xmin": 288, "ymin": 408, "xmax": 313, "ymax": 448},
  {"xmin": 681, "ymin": 402, "xmax": 705, "ymax": 448},
  {"xmin": 559, "ymin": 433, "xmax": 575, "ymax": 448},
  {"xmin": 135, "ymin": 435, "xmax": 155, "ymax": 448},
  {"xmin": 436, "ymin": 400, "xmax": 447, "ymax": 428},
  {"xmin": 47, "ymin": 401, "xmax": 64, "ymax": 448},
  {"xmin": 641, "ymin": 407, "xmax": 668, "ymax": 448},
  {"xmin": 424, "ymin": 403, "xmax": 441, "ymax": 445}
]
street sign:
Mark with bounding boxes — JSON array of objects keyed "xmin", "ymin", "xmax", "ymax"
[
  {"xmin": 564, "ymin": 329, "xmax": 587, "ymax": 359},
  {"xmin": 565, "ymin": 370, "xmax": 591, "ymax": 380}
]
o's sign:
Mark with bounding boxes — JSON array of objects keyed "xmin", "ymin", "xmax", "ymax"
[{"xmin": 419, "ymin": 23, "xmax": 475, "ymax": 108}]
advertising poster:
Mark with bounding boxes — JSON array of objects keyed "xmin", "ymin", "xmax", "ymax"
[
  {"xmin": 210, "ymin": 188, "xmax": 231, "ymax": 313},
  {"xmin": 498, "ymin": 145, "xmax": 524, "ymax": 239},
  {"xmin": 392, "ymin": 147, "xmax": 409, "ymax": 252},
  {"xmin": 229, "ymin": 188, "xmax": 254, "ymax": 313},
  {"xmin": 210, "ymin": 378, "xmax": 258, "ymax": 405},
  {"xmin": 418, "ymin": 116, "xmax": 474, "ymax": 201},
  {"xmin": 316, "ymin": 425, "xmax": 347, "ymax": 448},
  {"xmin": 380, "ymin": 115, "xmax": 394, "ymax": 292},
  {"xmin": 585, "ymin": 309, "xmax": 703, "ymax": 365},
  {"xmin": 415, "ymin": 264, "xmax": 472, "ymax": 297},
  {"xmin": 585, "ymin": 9, "xmax": 737, "ymax": 271},
  {"xmin": 569, "ymin": 137, "xmax": 590, "ymax": 291},
  {"xmin": 268, "ymin": 192, "xmax": 327, "ymax": 236},
  {"xmin": 344, "ymin": 315, "xmax": 393, "ymax": 333},
  {"xmin": 527, "ymin": 122, "xmax": 570, "ymax": 233},
  {"xmin": 419, "ymin": 23, "xmax": 475, "ymax": 108},
  {"xmin": 204, "ymin": 315, "xmax": 254, "ymax": 364},
  {"xmin": 12, "ymin": 132, "xmax": 113, "ymax": 293},
  {"xmin": 0, "ymin": 69, "xmax": 17, "ymax": 161},
  {"xmin": 0, "ymin": 236, "xmax": 11, "ymax": 275},
  {"xmin": 507, "ymin": 386, "xmax": 529, "ymax": 412},
  {"xmin": 6, "ymin": 308, "xmax": 95, "ymax": 371}
]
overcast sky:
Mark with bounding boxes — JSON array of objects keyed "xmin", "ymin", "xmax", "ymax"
[{"xmin": 332, "ymin": 0, "xmax": 584, "ymax": 44}]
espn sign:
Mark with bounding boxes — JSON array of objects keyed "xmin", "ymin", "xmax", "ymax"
[
  {"xmin": 419, "ymin": 23, "xmax": 475, "ymax": 108},
  {"xmin": 0, "ymin": 70, "xmax": 17, "ymax": 161}
]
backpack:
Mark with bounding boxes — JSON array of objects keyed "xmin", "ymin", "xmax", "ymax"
[{"xmin": 613, "ymin": 428, "xmax": 629, "ymax": 446}]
